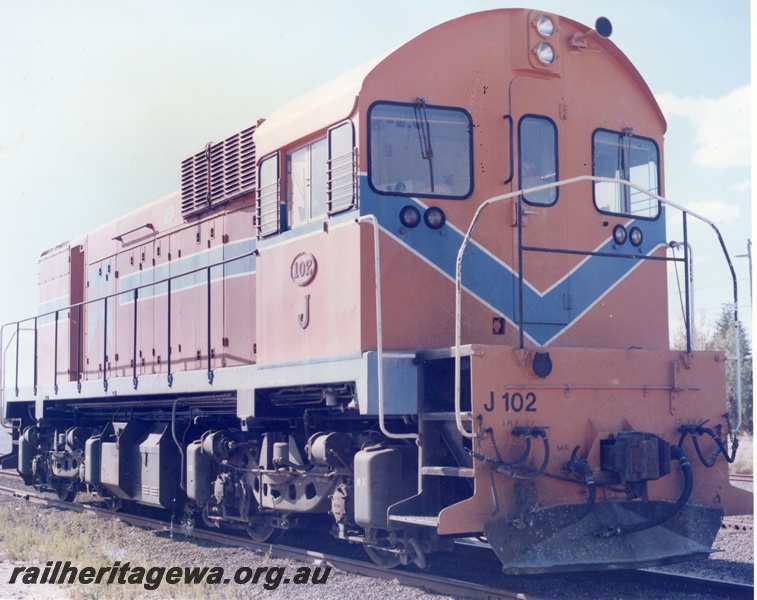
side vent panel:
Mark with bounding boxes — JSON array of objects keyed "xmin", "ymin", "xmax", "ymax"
[{"xmin": 181, "ymin": 124, "xmax": 257, "ymax": 219}]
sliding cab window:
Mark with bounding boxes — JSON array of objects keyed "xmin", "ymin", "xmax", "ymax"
[
  {"xmin": 257, "ymin": 154, "xmax": 280, "ymax": 237},
  {"xmin": 518, "ymin": 115, "xmax": 558, "ymax": 205},
  {"xmin": 289, "ymin": 138, "xmax": 328, "ymax": 228},
  {"xmin": 328, "ymin": 122, "xmax": 356, "ymax": 213},
  {"xmin": 368, "ymin": 101, "xmax": 473, "ymax": 199},
  {"xmin": 258, "ymin": 123, "xmax": 357, "ymax": 237},
  {"xmin": 592, "ymin": 129, "xmax": 660, "ymax": 219},
  {"xmin": 288, "ymin": 123, "xmax": 357, "ymax": 229}
]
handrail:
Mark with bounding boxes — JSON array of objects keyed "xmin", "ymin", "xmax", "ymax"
[
  {"xmin": 102, "ymin": 297, "xmax": 108, "ymax": 392},
  {"xmin": 1, "ymin": 249, "xmax": 257, "ymax": 402},
  {"xmin": 0, "ymin": 326, "xmax": 34, "ymax": 427},
  {"xmin": 454, "ymin": 175, "xmax": 741, "ymax": 438},
  {"xmin": 112, "ymin": 222, "xmax": 155, "ymax": 242},
  {"xmin": 357, "ymin": 215, "xmax": 418, "ymax": 441}
]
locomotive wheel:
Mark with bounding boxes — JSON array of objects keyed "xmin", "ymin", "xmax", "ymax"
[
  {"xmin": 54, "ymin": 483, "xmax": 77, "ymax": 503},
  {"xmin": 364, "ymin": 544, "xmax": 402, "ymax": 568},
  {"xmin": 202, "ymin": 505, "xmax": 220, "ymax": 528},
  {"xmin": 245, "ymin": 521, "xmax": 285, "ymax": 543},
  {"xmin": 103, "ymin": 495, "xmax": 130, "ymax": 512}
]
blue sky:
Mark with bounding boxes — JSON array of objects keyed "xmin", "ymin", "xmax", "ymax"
[{"xmin": 0, "ymin": 1, "xmax": 752, "ymax": 347}]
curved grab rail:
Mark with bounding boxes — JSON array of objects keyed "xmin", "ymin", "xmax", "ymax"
[
  {"xmin": 454, "ymin": 175, "xmax": 741, "ymax": 438},
  {"xmin": 357, "ymin": 215, "xmax": 418, "ymax": 441}
]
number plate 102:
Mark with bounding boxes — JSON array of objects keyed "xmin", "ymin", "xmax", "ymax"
[{"xmin": 484, "ymin": 391, "xmax": 537, "ymax": 413}]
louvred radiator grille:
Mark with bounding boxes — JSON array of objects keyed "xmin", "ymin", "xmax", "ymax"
[{"xmin": 181, "ymin": 124, "xmax": 257, "ymax": 218}]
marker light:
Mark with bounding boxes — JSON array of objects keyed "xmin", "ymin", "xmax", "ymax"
[
  {"xmin": 535, "ymin": 42, "xmax": 555, "ymax": 65},
  {"xmin": 424, "ymin": 207, "xmax": 446, "ymax": 229},
  {"xmin": 536, "ymin": 15, "xmax": 555, "ymax": 38},
  {"xmin": 629, "ymin": 226, "xmax": 643, "ymax": 247},
  {"xmin": 595, "ymin": 16, "xmax": 613, "ymax": 39},
  {"xmin": 613, "ymin": 224, "xmax": 627, "ymax": 245},
  {"xmin": 399, "ymin": 205, "xmax": 421, "ymax": 228}
]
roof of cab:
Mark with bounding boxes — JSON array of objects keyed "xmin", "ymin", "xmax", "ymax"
[
  {"xmin": 253, "ymin": 53, "xmax": 387, "ymax": 159},
  {"xmin": 253, "ymin": 9, "xmax": 665, "ymax": 158}
]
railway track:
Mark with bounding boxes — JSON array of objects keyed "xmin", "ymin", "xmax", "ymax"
[
  {"xmin": 0, "ymin": 474, "xmax": 751, "ymax": 600},
  {"xmin": 722, "ymin": 516, "xmax": 753, "ymax": 531},
  {"xmin": 0, "ymin": 481, "xmax": 527, "ymax": 600},
  {"xmin": 622, "ymin": 569, "xmax": 753, "ymax": 598}
]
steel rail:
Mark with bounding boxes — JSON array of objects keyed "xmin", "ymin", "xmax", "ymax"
[
  {"xmin": 721, "ymin": 516, "xmax": 753, "ymax": 531},
  {"xmin": 632, "ymin": 569, "xmax": 754, "ymax": 599}
]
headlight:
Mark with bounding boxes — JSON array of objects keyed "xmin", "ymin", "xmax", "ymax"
[
  {"xmin": 536, "ymin": 15, "xmax": 555, "ymax": 38},
  {"xmin": 613, "ymin": 224, "xmax": 627, "ymax": 245},
  {"xmin": 424, "ymin": 207, "xmax": 446, "ymax": 229},
  {"xmin": 629, "ymin": 226, "xmax": 643, "ymax": 247},
  {"xmin": 535, "ymin": 42, "xmax": 555, "ymax": 66},
  {"xmin": 399, "ymin": 205, "xmax": 421, "ymax": 228}
]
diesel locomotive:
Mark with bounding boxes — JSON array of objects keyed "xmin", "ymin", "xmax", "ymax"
[{"xmin": 1, "ymin": 8, "xmax": 751, "ymax": 573}]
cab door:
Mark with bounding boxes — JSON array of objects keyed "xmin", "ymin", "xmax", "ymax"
[{"xmin": 509, "ymin": 75, "xmax": 573, "ymax": 345}]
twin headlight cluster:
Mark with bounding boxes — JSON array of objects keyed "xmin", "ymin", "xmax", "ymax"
[
  {"xmin": 400, "ymin": 205, "xmax": 446, "ymax": 230},
  {"xmin": 534, "ymin": 15, "xmax": 556, "ymax": 66},
  {"xmin": 533, "ymin": 14, "xmax": 613, "ymax": 66},
  {"xmin": 613, "ymin": 224, "xmax": 643, "ymax": 247}
]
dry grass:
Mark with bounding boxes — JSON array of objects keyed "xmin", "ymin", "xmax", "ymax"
[
  {"xmin": 731, "ymin": 432, "xmax": 753, "ymax": 474},
  {"xmin": 0, "ymin": 506, "xmax": 107, "ymax": 564},
  {"xmin": 0, "ymin": 503, "xmax": 245, "ymax": 599}
]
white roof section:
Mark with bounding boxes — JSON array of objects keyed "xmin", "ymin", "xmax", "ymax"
[{"xmin": 254, "ymin": 53, "xmax": 387, "ymax": 158}]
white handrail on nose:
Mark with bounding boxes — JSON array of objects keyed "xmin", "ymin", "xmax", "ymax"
[{"xmin": 453, "ymin": 175, "xmax": 741, "ymax": 439}]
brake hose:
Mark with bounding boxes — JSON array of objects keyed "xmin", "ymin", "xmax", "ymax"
[
  {"xmin": 506, "ymin": 429, "xmax": 550, "ymax": 480},
  {"xmin": 685, "ymin": 423, "xmax": 739, "ymax": 466},
  {"xmin": 468, "ymin": 423, "xmax": 532, "ymax": 468}
]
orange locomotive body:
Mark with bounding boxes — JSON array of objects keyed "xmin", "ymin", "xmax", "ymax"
[{"xmin": 2, "ymin": 9, "xmax": 750, "ymax": 573}]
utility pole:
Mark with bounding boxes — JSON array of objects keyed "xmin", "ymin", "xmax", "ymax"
[{"xmin": 735, "ymin": 239, "xmax": 752, "ymax": 306}]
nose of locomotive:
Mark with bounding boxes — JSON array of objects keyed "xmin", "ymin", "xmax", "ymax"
[{"xmin": 485, "ymin": 429, "xmax": 722, "ymax": 573}]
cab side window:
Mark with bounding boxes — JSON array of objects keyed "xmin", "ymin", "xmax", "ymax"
[
  {"xmin": 289, "ymin": 138, "xmax": 328, "ymax": 228},
  {"xmin": 257, "ymin": 121, "xmax": 357, "ymax": 238},
  {"xmin": 328, "ymin": 122, "xmax": 356, "ymax": 213},
  {"xmin": 257, "ymin": 154, "xmax": 280, "ymax": 237}
]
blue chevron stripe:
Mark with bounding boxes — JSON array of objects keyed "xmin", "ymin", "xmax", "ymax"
[{"xmin": 359, "ymin": 177, "xmax": 666, "ymax": 346}]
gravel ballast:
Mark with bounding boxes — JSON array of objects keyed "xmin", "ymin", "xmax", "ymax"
[{"xmin": 0, "ymin": 483, "xmax": 751, "ymax": 599}]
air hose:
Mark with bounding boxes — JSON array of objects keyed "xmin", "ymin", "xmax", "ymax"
[
  {"xmin": 679, "ymin": 420, "xmax": 739, "ymax": 466},
  {"xmin": 468, "ymin": 423, "xmax": 532, "ymax": 467},
  {"xmin": 507, "ymin": 429, "xmax": 550, "ymax": 480},
  {"xmin": 468, "ymin": 426, "xmax": 549, "ymax": 479}
]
